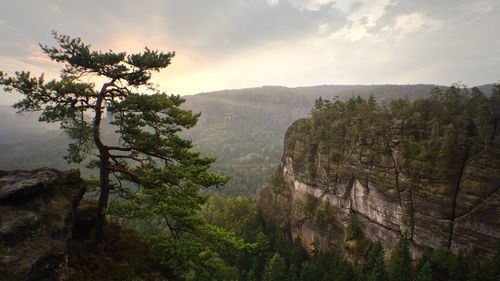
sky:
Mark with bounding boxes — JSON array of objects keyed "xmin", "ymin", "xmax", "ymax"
[{"xmin": 0, "ymin": 0, "xmax": 499, "ymax": 102}]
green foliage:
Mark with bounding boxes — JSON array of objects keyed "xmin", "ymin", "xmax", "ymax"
[
  {"xmin": 414, "ymin": 261, "xmax": 432, "ymax": 281},
  {"xmin": 144, "ymin": 214, "xmax": 255, "ymax": 279},
  {"xmin": 484, "ymin": 246, "xmax": 500, "ymax": 281},
  {"xmin": 303, "ymin": 193, "xmax": 319, "ymax": 218},
  {"xmin": 365, "ymin": 242, "xmax": 388, "ymax": 281},
  {"xmin": 182, "ymin": 85, "xmax": 433, "ymax": 196},
  {"xmin": 390, "ymin": 235, "xmax": 412, "ymax": 281},
  {"xmin": 202, "ymin": 195, "xmax": 260, "ymax": 238},
  {"xmin": 68, "ymin": 222, "xmax": 165, "ymax": 281},
  {"xmin": 69, "ymin": 191, "xmax": 500, "ymax": 281},
  {"xmin": 430, "ymin": 247, "xmax": 460, "ymax": 280},
  {"xmin": 263, "ymin": 253, "xmax": 286, "ymax": 281},
  {"xmin": 419, "ymin": 246, "xmax": 500, "ymax": 281},
  {"xmin": 204, "ymin": 193, "xmax": 500, "ymax": 281},
  {"xmin": 187, "ymin": 249, "xmax": 239, "ymax": 281},
  {"xmin": 198, "ymin": 194, "xmax": 363, "ymax": 281},
  {"xmin": 2, "ymin": 33, "xmax": 499, "ymax": 281},
  {"xmin": 347, "ymin": 213, "xmax": 362, "ymax": 240},
  {"xmin": 300, "ymin": 251, "xmax": 356, "ymax": 281},
  {"xmin": 290, "ymin": 84, "xmax": 499, "ymax": 185},
  {"xmin": 311, "ymin": 199, "xmax": 339, "ymax": 234},
  {"xmin": 0, "ymin": 83, "xmax": 485, "ymax": 197},
  {"xmin": 307, "ymin": 161, "xmax": 317, "ymax": 177}
]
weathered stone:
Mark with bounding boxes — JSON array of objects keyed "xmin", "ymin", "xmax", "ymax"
[
  {"xmin": 0, "ymin": 171, "xmax": 8, "ymax": 178},
  {"xmin": 259, "ymin": 117, "xmax": 500, "ymax": 259},
  {"xmin": 0, "ymin": 169, "xmax": 57, "ymax": 200},
  {"xmin": 0, "ymin": 168, "xmax": 86, "ymax": 281}
]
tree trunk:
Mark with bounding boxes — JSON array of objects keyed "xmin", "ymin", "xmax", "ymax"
[
  {"xmin": 95, "ymin": 153, "xmax": 110, "ymax": 243},
  {"xmin": 93, "ymin": 81, "xmax": 114, "ymax": 244}
]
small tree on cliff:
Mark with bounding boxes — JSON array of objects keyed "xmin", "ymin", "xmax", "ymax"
[
  {"xmin": 414, "ymin": 261, "xmax": 432, "ymax": 281},
  {"xmin": 364, "ymin": 242, "xmax": 388, "ymax": 281},
  {"xmin": 0, "ymin": 32, "xmax": 228, "ymax": 242},
  {"xmin": 390, "ymin": 235, "xmax": 412, "ymax": 281}
]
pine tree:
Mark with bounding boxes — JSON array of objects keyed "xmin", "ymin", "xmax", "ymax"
[
  {"xmin": 365, "ymin": 242, "xmax": 388, "ymax": 281},
  {"xmin": 0, "ymin": 32, "xmax": 228, "ymax": 242},
  {"xmin": 263, "ymin": 252, "xmax": 286, "ymax": 281},
  {"xmin": 447, "ymin": 253, "xmax": 466, "ymax": 281},
  {"xmin": 300, "ymin": 261, "xmax": 316, "ymax": 281},
  {"xmin": 414, "ymin": 261, "xmax": 432, "ymax": 281},
  {"xmin": 390, "ymin": 235, "xmax": 413, "ymax": 281},
  {"xmin": 246, "ymin": 269, "xmax": 256, "ymax": 281}
]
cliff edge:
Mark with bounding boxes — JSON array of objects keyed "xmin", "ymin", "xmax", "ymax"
[
  {"xmin": 259, "ymin": 87, "xmax": 500, "ymax": 258},
  {"xmin": 0, "ymin": 168, "xmax": 86, "ymax": 281}
]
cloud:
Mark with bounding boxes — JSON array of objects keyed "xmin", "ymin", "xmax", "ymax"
[
  {"xmin": 382, "ymin": 12, "xmax": 441, "ymax": 34},
  {"xmin": 326, "ymin": 0, "xmax": 392, "ymax": 41},
  {"xmin": 287, "ymin": 0, "xmax": 335, "ymax": 11},
  {"xmin": 0, "ymin": 0, "xmax": 499, "ymax": 101},
  {"xmin": 267, "ymin": 0, "xmax": 280, "ymax": 6}
]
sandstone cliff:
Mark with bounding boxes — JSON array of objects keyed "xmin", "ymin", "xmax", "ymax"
[
  {"xmin": 0, "ymin": 168, "xmax": 86, "ymax": 281},
  {"xmin": 259, "ymin": 87, "xmax": 500, "ymax": 258}
]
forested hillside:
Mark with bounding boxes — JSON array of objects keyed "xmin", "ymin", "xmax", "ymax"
[
  {"xmin": 0, "ymin": 84, "xmax": 493, "ymax": 196},
  {"xmin": 178, "ymin": 84, "xmax": 447, "ymax": 196}
]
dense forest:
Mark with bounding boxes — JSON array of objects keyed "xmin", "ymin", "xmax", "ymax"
[
  {"xmin": 199, "ymin": 194, "xmax": 500, "ymax": 281},
  {"xmin": 68, "ymin": 194, "xmax": 499, "ymax": 281},
  {"xmin": 1, "ymin": 82, "xmax": 499, "ymax": 280}
]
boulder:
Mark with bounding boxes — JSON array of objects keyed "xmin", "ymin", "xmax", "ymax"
[{"xmin": 0, "ymin": 168, "xmax": 86, "ymax": 281}]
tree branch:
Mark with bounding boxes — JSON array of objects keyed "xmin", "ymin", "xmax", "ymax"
[
  {"xmin": 107, "ymin": 145, "xmax": 171, "ymax": 162},
  {"xmin": 108, "ymin": 166, "xmax": 140, "ymax": 183},
  {"xmin": 110, "ymin": 154, "xmax": 147, "ymax": 168}
]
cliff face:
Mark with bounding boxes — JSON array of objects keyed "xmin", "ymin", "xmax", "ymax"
[
  {"xmin": 0, "ymin": 168, "xmax": 86, "ymax": 281},
  {"xmin": 259, "ymin": 89, "xmax": 500, "ymax": 258}
]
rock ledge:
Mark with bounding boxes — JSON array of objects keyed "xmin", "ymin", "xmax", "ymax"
[{"xmin": 0, "ymin": 168, "xmax": 86, "ymax": 281}]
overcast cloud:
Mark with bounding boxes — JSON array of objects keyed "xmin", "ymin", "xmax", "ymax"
[{"xmin": 0, "ymin": 0, "xmax": 499, "ymax": 99}]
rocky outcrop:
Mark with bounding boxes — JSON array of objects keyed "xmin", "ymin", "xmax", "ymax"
[
  {"xmin": 0, "ymin": 168, "xmax": 86, "ymax": 281},
  {"xmin": 259, "ymin": 111, "xmax": 500, "ymax": 258}
]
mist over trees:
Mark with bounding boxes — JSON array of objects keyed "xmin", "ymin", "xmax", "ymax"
[{"xmin": 3, "ymin": 83, "xmax": 492, "ymax": 197}]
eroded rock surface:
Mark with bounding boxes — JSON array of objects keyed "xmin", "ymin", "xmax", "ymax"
[
  {"xmin": 259, "ymin": 115, "xmax": 500, "ymax": 258},
  {"xmin": 0, "ymin": 168, "xmax": 85, "ymax": 281}
]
